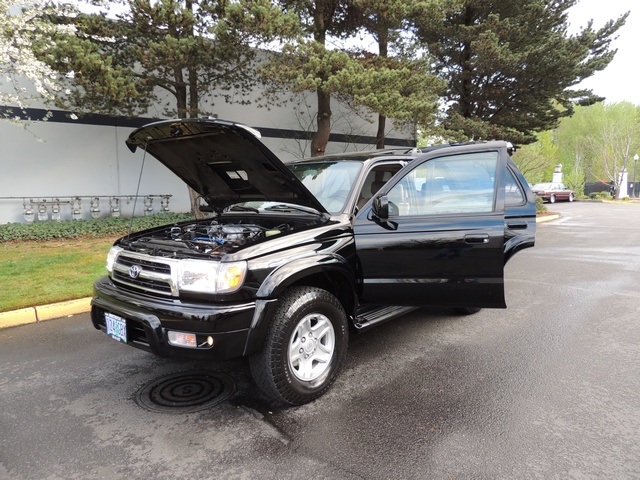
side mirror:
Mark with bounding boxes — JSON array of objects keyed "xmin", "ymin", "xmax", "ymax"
[{"xmin": 372, "ymin": 195, "xmax": 389, "ymax": 220}]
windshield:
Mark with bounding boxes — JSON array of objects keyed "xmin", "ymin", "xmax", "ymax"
[
  {"xmin": 288, "ymin": 161, "xmax": 363, "ymax": 213},
  {"xmin": 533, "ymin": 183, "xmax": 553, "ymax": 190}
]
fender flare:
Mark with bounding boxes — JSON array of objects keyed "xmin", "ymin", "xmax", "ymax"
[
  {"xmin": 243, "ymin": 254, "xmax": 356, "ymax": 356},
  {"xmin": 256, "ymin": 253, "xmax": 355, "ymax": 299}
]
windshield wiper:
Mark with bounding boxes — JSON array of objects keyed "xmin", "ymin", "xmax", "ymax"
[
  {"xmin": 264, "ymin": 204, "xmax": 323, "ymax": 216},
  {"xmin": 226, "ymin": 205, "xmax": 259, "ymax": 213}
]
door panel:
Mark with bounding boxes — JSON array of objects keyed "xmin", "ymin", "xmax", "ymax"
[{"xmin": 354, "ymin": 149, "xmax": 507, "ymax": 308}]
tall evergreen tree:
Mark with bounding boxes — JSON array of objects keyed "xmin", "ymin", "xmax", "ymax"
[
  {"xmin": 265, "ymin": 0, "xmax": 445, "ymax": 155},
  {"xmin": 416, "ymin": 0, "xmax": 628, "ymax": 144},
  {"xmin": 263, "ymin": 0, "xmax": 356, "ymax": 156},
  {"xmin": 343, "ymin": 0, "xmax": 445, "ymax": 148}
]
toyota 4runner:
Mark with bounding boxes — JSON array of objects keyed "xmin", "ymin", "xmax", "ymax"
[{"xmin": 91, "ymin": 118, "xmax": 535, "ymax": 405}]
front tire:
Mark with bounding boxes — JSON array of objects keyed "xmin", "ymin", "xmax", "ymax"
[
  {"xmin": 249, "ymin": 286, "xmax": 348, "ymax": 406},
  {"xmin": 549, "ymin": 194, "xmax": 556, "ymax": 204}
]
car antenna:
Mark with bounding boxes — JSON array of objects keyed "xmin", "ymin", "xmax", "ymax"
[{"xmin": 127, "ymin": 142, "xmax": 149, "ymax": 240}]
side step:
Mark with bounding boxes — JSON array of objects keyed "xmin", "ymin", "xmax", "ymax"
[{"xmin": 353, "ymin": 305, "xmax": 418, "ymax": 332}]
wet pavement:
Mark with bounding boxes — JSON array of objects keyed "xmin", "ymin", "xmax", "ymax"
[{"xmin": 1, "ymin": 201, "xmax": 639, "ymax": 479}]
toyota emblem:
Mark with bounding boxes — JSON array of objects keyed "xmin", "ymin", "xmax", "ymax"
[{"xmin": 129, "ymin": 265, "xmax": 143, "ymax": 279}]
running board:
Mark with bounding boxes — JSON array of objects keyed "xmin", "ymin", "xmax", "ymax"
[{"xmin": 353, "ymin": 305, "xmax": 418, "ymax": 332}]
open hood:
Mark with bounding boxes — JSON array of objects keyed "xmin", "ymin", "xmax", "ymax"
[{"xmin": 126, "ymin": 118, "xmax": 327, "ymax": 214}]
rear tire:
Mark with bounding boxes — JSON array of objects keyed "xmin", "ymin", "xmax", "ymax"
[
  {"xmin": 249, "ymin": 286, "xmax": 348, "ymax": 406},
  {"xmin": 568, "ymin": 193, "xmax": 574, "ymax": 202}
]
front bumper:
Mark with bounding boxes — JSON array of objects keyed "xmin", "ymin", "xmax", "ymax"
[{"xmin": 91, "ymin": 276, "xmax": 265, "ymax": 360}]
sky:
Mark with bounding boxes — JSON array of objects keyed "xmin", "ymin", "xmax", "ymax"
[{"xmin": 568, "ymin": 0, "xmax": 640, "ymax": 105}]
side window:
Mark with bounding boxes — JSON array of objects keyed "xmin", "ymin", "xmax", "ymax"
[
  {"xmin": 356, "ymin": 164, "xmax": 403, "ymax": 209},
  {"xmin": 504, "ymin": 167, "xmax": 525, "ymax": 206},
  {"xmin": 387, "ymin": 152, "xmax": 498, "ymax": 216}
]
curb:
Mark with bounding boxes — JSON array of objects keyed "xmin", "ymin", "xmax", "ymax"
[
  {"xmin": 536, "ymin": 214, "xmax": 560, "ymax": 223},
  {"xmin": 0, "ymin": 297, "xmax": 92, "ymax": 330}
]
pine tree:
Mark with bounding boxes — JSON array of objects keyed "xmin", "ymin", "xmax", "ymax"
[
  {"xmin": 34, "ymin": 0, "xmax": 295, "ymax": 119},
  {"xmin": 264, "ymin": 0, "xmax": 445, "ymax": 154},
  {"xmin": 416, "ymin": 0, "xmax": 628, "ymax": 144},
  {"xmin": 342, "ymin": 0, "xmax": 445, "ymax": 148}
]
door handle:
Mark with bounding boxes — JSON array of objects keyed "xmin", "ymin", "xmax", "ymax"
[
  {"xmin": 464, "ymin": 234, "xmax": 489, "ymax": 244},
  {"xmin": 507, "ymin": 222, "xmax": 528, "ymax": 230}
]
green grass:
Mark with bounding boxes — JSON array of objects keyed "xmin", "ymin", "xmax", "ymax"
[
  {"xmin": 0, "ymin": 213, "xmax": 195, "ymax": 312},
  {"xmin": 0, "ymin": 237, "xmax": 115, "ymax": 312}
]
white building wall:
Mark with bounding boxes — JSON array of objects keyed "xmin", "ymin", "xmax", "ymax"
[
  {"xmin": 0, "ymin": 120, "xmax": 190, "ymax": 223},
  {"xmin": 0, "ymin": 83, "xmax": 414, "ymax": 224}
]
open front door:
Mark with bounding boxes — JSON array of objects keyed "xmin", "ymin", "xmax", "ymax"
[{"xmin": 353, "ymin": 147, "xmax": 507, "ymax": 308}]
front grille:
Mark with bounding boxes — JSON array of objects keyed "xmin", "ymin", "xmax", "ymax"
[
  {"xmin": 113, "ymin": 270, "xmax": 173, "ymax": 294},
  {"xmin": 116, "ymin": 255, "xmax": 171, "ymax": 275},
  {"xmin": 112, "ymin": 253, "xmax": 175, "ymax": 296}
]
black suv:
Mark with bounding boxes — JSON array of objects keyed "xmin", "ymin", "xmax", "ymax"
[{"xmin": 91, "ymin": 118, "xmax": 536, "ymax": 405}]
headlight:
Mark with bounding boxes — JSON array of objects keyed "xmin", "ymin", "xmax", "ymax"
[
  {"xmin": 106, "ymin": 246, "xmax": 123, "ymax": 272},
  {"xmin": 177, "ymin": 260, "xmax": 247, "ymax": 294},
  {"xmin": 217, "ymin": 262, "xmax": 247, "ymax": 292}
]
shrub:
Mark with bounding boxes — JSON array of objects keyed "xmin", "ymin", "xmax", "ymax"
[
  {"xmin": 590, "ymin": 191, "xmax": 612, "ymax": 200},
  {"xmin": 536, "ymin": 197, "xmax": 547, "ymax": 214},
  {"xmin": 0, "ymin": 213, "xmax": 194, "ymax": 242}
]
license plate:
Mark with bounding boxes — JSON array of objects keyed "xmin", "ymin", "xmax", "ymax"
[{"xmin": 105, "ymin": 312, "xmax": 127, "ymax": 343}]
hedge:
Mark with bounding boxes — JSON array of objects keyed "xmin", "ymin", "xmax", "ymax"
[{"xmin": 0, "ymin": 213, "xmax": 194, "ymax": 242}]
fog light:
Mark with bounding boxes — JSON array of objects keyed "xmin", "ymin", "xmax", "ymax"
[{"xmin": 167, "ymin": 331, "xmax": 197, "ymax": 348}]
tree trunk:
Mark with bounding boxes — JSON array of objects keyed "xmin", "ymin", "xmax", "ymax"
[
  {"xmin": 460, "ymin": 5, "xmax": 474, "ymax": 119},
  {"xmin": 174, "ymin": 79, "xmax": 202, "ymax": 217},
  {"xmin": 310, "ymin": 88, "xmax": 332, "ymax": 157},
  {"xmin": 376, "ymin": 114, "xmax": 386, "ymax": 149},
  {"xmin": 187, "ymin": 73, "xmax": 203, "ymax": 217},
  {"xmin": 376, "ymin": 30, "xmax": 389, "ymax": 149},
  {"xmin": 188, "ymin": 66, "xmax": 198, "ymax": 118}
]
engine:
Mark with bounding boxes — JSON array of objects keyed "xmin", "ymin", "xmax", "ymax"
[
  {"xmin": 129, "ymin": 220, "xmax": 288, "ymax": 256},
  {"xmin": 174, "ymin": 222, "xmax": 274, "ymax": 248},
  {"xmin": 123, "ymin": 217, "xmax": 300, "ymax": 257}
]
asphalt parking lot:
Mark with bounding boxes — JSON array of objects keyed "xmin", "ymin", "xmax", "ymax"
[{"xmin": 1, "ymin": 201, "xmax": 639, "ymax": 479}]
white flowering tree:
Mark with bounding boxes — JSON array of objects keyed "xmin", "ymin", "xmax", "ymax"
[{"xmin": 0, "ymin": 0, "xmax": 73, "ymax": 124}]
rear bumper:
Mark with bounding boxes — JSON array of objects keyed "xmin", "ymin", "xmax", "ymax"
[{"xmin": 91, "ymin": 276, "xmax": 272, "ymax": 361}]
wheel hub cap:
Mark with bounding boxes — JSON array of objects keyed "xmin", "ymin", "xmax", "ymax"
[{"xmin": 288, "ymin": 313, "xmax": 335, "ymax": 382}]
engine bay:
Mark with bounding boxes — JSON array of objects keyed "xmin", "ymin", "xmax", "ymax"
[{"xmin": 122, "ymin": 218, "xmax": 299, "ymax": 257}]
